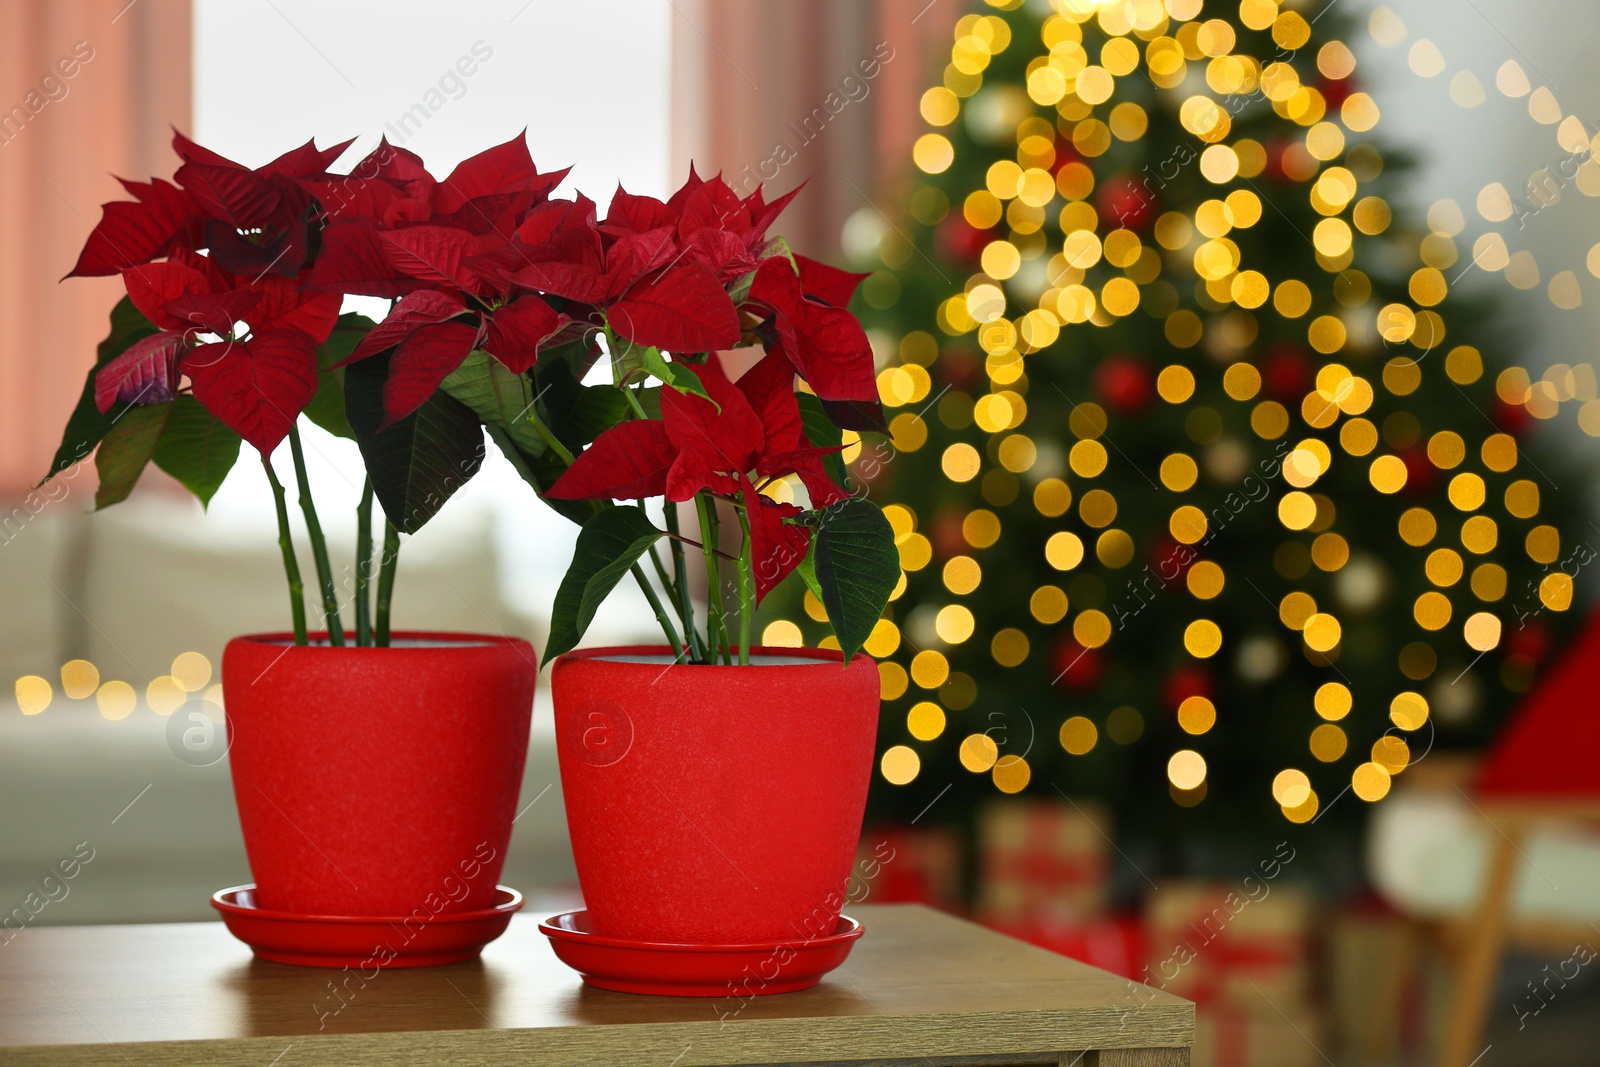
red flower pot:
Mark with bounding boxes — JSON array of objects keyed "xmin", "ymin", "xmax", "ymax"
[
  {"xmin": 551, "ymin": 646, "xmax": 879, "ymax": 943},
  {"xmin": 222, "ymin": 632, "xmax": 536, "ymax": 916}
]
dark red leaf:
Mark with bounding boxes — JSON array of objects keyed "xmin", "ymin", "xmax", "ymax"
[
  {"xmin": 379, "ymin": 225, "xmax": 494, "ymax": 292},
  {"xmin": 609, "ymin": 263, "xmax": 740, "ymax": 353},
  {"xmin": 747, "ymin": 257, "xmax": 876, "ymax": 402},
  {"xmin": 359, "ymin": 138, "xmax": 436, "ymax": 203},
  {"xmin": 298, "ymin": 172, "xmax": 408, "ymax": 222},
  {"xmin": 680, "ymin": 227, "xmax": 759, "ymax": 281},
  {"xmin": 68, "ymin": 181, "xmax": 197, "ymax": 277},
  {"xmin": 171, "ymin": 130, "xmax": 240, "ymax": 168},
  {"xmin": 545, "ymin": 419, "xmax": 677, "ymax": 500},
  {"xmin": 744, "ymin": 180, "xmax": 805, "ymax": 240},
  {"xmin": 661, "ymin": 359, "xmax": 763, "ymax": 499},
  {"xmin": 764, "ymin": 447, "xmax": 849, "ymax": 508},
  {"xmin": 94, "ymin": 331, "xmax": 187, "ymax": 412},
  {"xmin": 484, "ymin": 294, "xmax": 569, "ymax": 374},
  {"xmin": 175, "ymin": 161, "xmax": 281, "ymax": 229},
  {"xmin": 602, "ymin": 187, "xmax": 671, "ymax": 234},
  {"xmin": 676, "ymin": 175, "xmax": 746, "ymax": 238},
  {"xmin": 162, "ymin": 288, "xmax": 263, "ymax": 338},
  {"xmin": 510, "ymin": 258, "xmax": 607, "ymax": 303},
  {"xmin": 601, "ymin": 226, "xmax": 677, "ymax": 298},
  {"xmin": 664, "ymin": 164, "xmax": 707, "ymax": 216},
  {"xmin": 741, "ymin": 478, "xmax": 808, "ymax": 602},
  {"xmin": 262, "ymin": 136, "xmax": 356, "ymax": 178},
  {"xmin": 794, "ymin": 254, "xmax": 870, "ymax": 308},
  {"xmin": 305, "ymin": 221, "xmax": 425, "ymax": 298},
  {"xmin": 735, "ymin": 351, "xmax": 803, "ymax": 452},
  {"xmin": 435, "ymin": 132, "xmax": 568, "ymax": 211},
  {"xmin": 121, "ymin": 262, "xmax": 209, "ymax": 330},
  {"xmin": 428, "ymin": 190, "xmax": 533, "ymax": 236},
  {"xmin": 382, "ymin": 320, "xmax": 480, "ymax": 424},
  {"xmin": 182, "ymin": 328, "xmax": 320, "ymax": 454},
  {"xmin": 249, "ymin": 275, "xmax": 344, "ymax": 343},
  {"xmin": 341, "ymin": 290, "xmax": 468, "ymax": 365},
  {"xmin": 204, "ymin": 217, "xmax": 307, "ymax": 277}
]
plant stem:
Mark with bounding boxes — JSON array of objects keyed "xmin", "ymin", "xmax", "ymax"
[
  {"xmin": 288, "ymin": 426, "xmax": 344, "ymax": 646},
  {"xmin": 630, "ymin": 562, "xmax": 685, "ymax": 660},
  {"xmin": 735, "ymin": 503, "xmax": 755, "ymax": 666},
  {"xmin": 526, "ymin": 406, "xmax": 574, "ymax": 465},
  {"xmin": 663, "ymin": 502, "xmax": 703, "ymax": 662},
  {"xmin": 623, "ymin": 386, "xmax": 649, "ymax": 421},
  {"xmin": 355, "ymin": 478, "xmax": 374, "ymax": 647},
  {"xmin": 696, "ymin": 492, "xmax": 731, "ymax": 664},
  {"xmin": 376, "ymin": 519, "xmax": 399, "ymax": 647},
  {"xmin": 264, "ymin": 458, "xmax": 308, "ymax": 646}
]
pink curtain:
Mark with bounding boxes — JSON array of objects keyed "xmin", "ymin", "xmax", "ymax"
[
  {"xmin": 0, "ymin": 0, "xmax": 191, "ymax": 495},
  {"xmin": 670, "ymin": 0, "xmax": 949, "ymax": 261}
]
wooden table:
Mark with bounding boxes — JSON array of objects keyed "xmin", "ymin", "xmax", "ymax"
[{"xmin": 0, "ymin": 903, "xmax": 1192, "ymax": 1066}]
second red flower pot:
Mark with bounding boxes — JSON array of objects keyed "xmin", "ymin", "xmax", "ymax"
[
  {"xmin": 551, "ymin": 645, "xmax": 880, "ymax": 944},
  {"xmin": 222, "ymin": 632, "xmax": 536, "ymax": 917}
]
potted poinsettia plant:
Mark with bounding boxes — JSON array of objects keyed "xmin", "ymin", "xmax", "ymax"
[
  {"xmin": 45, "ymin": 133, "xmax": 568, "ymax": 954},
  {"xmin": 319, "ymin": 165, "xmax": 903, "ymax": 954}
]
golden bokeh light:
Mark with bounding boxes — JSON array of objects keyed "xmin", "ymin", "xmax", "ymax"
[
  {"xmin": 960, "ymin": 732, "xmax": 1000, "ymax": 772},
  {"xmin": 15, "ymin": 675, "xmax": 51, "ymax": 715},
  {"xmin": 907, "ymin": 701, "xmax": 946, "ymax": 741},
  {"xmin": 1168, "ymin": 749, "xmax": 1208, "ymax": 791},
  {"xmin": 61, "ymin": 659, "xmax": 99, "ymax": 700},
  {"xmin": 881, "ymin": 745, "xmax": 921, "ymax": 785}
]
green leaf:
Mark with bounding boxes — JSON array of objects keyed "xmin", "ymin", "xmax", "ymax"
[
  {"xmin": 345, "ymin": 352, "xmax": 486, "ymax": 535},
  {"xmin": 151, "ymin": 396, "xmax": 241, "ymax": 508},
  {"xmin": 302, "ymin": 313, "xmax": 373, "ymax": 442},
  {"xmin": 812, "ymin": 498, "xmax": 899, "ymax": 660},
  {"xmin": 42, "ymin": 296, "xmax": 157, "ymax": 485},
  {"xmin": 798, "ymin": 393, "xmax": 850, "ymax": 491},
  {"xmin": 638, "ymin": 345, "xmax": 714, "ymax": 403},
  {"xmin": 94, "ymin": 402, "xmax": 172, "ymax": 509},
  {"xmin": 545, "ymin": 507, "xmax": 663, "ymax": 662},
  {"xmin": 795, "ymin": 540, "xmax": 824, "ymax": 605},
  {"xmin": 485, "ymin": 424, "xmax": 593, "ymax": 526},
  {"xmin": 441, "ymin": 350, "xmax": 545, "ymax": 455},
  {"xmin": 535, "ymin": 358, "xmax": 630, "ymax": 451}
]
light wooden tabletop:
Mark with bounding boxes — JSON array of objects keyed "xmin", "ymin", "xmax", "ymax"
[{"xmin": 0, "ymin": 903, "xmax": 1192, "ymax": 1066}]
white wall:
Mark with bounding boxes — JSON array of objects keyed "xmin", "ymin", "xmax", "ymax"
[{"xmin": 190, "ymin": 0, "xmax": 673, "ymax": 624}]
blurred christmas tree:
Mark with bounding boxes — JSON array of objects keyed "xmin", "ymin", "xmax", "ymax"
[{"xmin": 767, "ymin": 0, "xmax": 1593, "ymax": 867}]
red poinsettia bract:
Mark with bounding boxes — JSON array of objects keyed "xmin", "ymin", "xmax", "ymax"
[{"xmin": 546, "ymin": 354, "xmax": 847, "ymax": 599}]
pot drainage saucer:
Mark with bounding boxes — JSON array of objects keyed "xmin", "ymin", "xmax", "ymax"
[
  {"xmin": 211, "ymin": 884, "xmax": 522, "ymax": 968},
  {"xmin": 538, "ymin": 909, "xmax": 863, "ymax": 996}
]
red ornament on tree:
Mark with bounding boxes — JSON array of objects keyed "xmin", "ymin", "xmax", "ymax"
[
  {"xmin": 1093, "ymin": 353, "xmax": 1154, "ymax": 416},
  {"xmin": 935, "ymin": 215, "xmax": 991, "ymax": 268},
  {"xmin": 1493, "ymin": 397, "xmax": 1533, "ymax": 436},
  {"xmin": 1050, "ymin": 636, "xmax": 1104, "ymax": 691},
  {"xmin": 929, "ymin": 508, "xmax": 968, "ymax": 561},
  {"xmin": 1261, "ymin": 344, "xmax": 1313, "ymax": 400},
  {"xmin": 1505, "ymin": 618, "xmax": 1552, "ymax": 664},
  {"xmin": 1094, "ymin": 175, "xmax": 1156, "ymax": 232},
  {"xmin": 1317, "ymin": 75, "xmax": 1354, "ymax": 110},
  {"xmin": 1145, "ymin": 536, "xmax": 1197, "ymax": 582},
  {"xmin": 940, "ymin": 347, "xmax": 983, "ymax": 391},
  {"xmin": 1263, "ymin": 137, "xmax": 1297, "ymax": 183},
  {"xmin": 1399, "ymin": 446, "xmax": 1438, "ymax": 495},
  {"xmin": 1163, "ymin": 665, "xmax": 1212, "ymax": 711}
]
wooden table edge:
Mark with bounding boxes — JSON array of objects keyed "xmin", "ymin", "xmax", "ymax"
[{"xmin": 5, "ymin": 1002, "xmax": 1195, "ymax": 1067}]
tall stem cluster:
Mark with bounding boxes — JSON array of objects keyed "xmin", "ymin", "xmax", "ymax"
[{"xmin": 264, "ymin": 422, "xmax": 397, "ymax": 648}]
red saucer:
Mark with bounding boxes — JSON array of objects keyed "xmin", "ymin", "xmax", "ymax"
[
  {"xmin": 211, "ymin": 884, "xmax": 522, "ymax": 968},
  {"xmin": 538, "ymin": 909, "xmax": 863, "ymax": 996}
]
